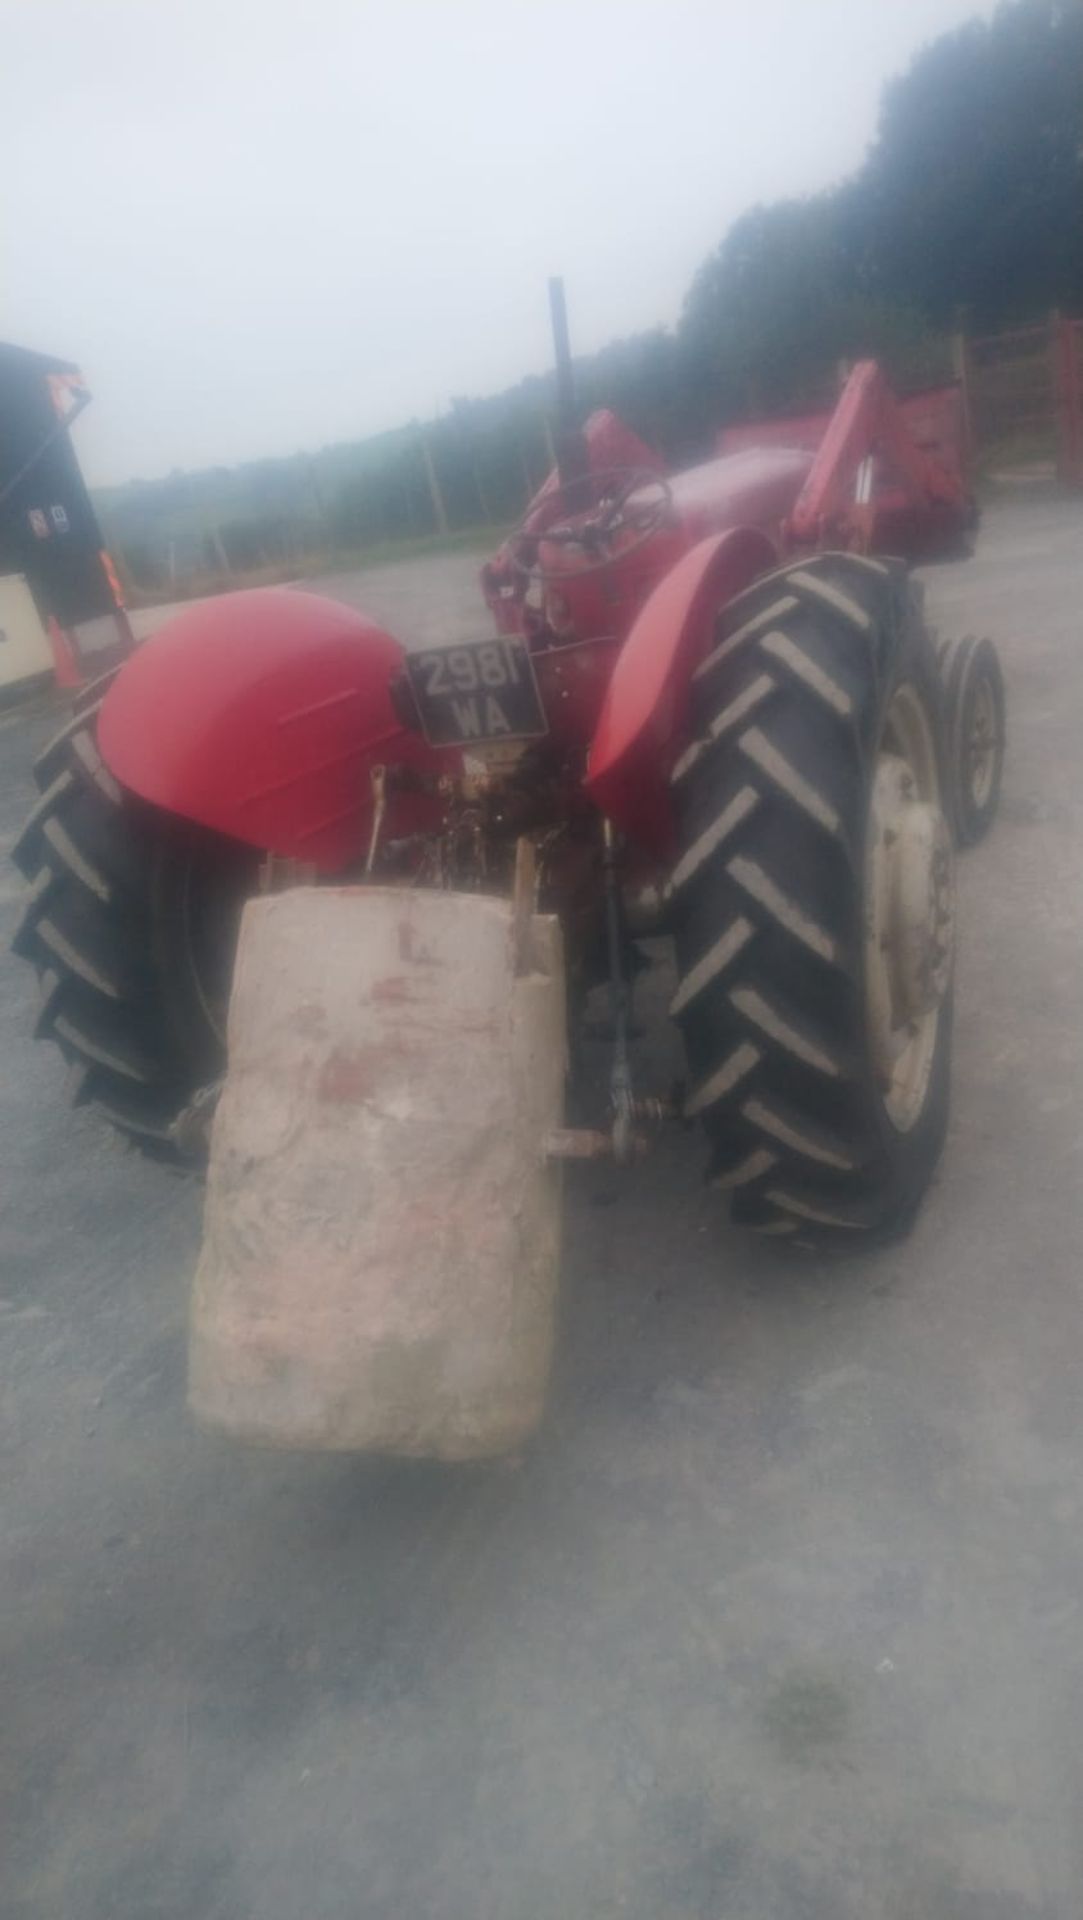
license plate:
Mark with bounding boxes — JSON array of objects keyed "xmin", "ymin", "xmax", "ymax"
[{"xmin": 406, "ymin": 636, "xmax": 548, "ymax": 748}]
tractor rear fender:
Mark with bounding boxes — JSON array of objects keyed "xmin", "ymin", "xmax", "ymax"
[
  {"xmin": 584, "ymin": 526, "xmax": 777, "ymax": 859},
  {"xmin": 97, "ymin": 588, "xmax": 453, "ymax": 871}
]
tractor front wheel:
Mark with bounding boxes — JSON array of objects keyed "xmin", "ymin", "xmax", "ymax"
[
  {"xmin": 669, "ymin": 553, "xmax": 955, "ymax": 1245},
  {"xmin": 938, "ymin": 633, "xmax": 1005, "ymax": 846},
  {"xmin": 12, "ymin": 684, "xmax": 258, "ymax": 1157}
]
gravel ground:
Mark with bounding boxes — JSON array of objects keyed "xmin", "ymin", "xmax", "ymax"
[{"xmin": 2, "ymin": 491, "xmax": 1082, "ymax": 1919}]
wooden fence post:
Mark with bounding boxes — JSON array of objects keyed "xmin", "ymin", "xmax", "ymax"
[
  {"xmin": 951, "ymin": 326, "xmax": 974, "ymax": 468},
  {"xmin": 422, "ymin": 438, "xmax": 449, "ymax": 536},
  {"xmin": 1052, "ymin": 311, "xmax": 1083, "ymax": 488}
]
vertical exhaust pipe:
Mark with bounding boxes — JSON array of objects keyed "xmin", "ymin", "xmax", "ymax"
[{"xmin": 548, "ymin": 276, "xmax": 589, "ymax": 501}]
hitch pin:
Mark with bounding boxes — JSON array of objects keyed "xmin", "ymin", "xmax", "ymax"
[{"xmin": 544, "ymin": 1096, "xmax": 679, "ymax": 1163}]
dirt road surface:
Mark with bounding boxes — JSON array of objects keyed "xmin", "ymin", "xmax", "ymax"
[{"xmin": 2, "ymin": 493, "xmax": 1082, "ymax": 1918}]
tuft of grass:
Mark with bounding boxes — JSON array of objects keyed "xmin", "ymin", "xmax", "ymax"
[{"xmin": 762, "ymin": 1667, "xmax": 852, "ymax": 1764}]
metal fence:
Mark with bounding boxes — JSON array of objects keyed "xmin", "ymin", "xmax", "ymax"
[{"xmin": 959, "ymin": 314, "xmax": 1082, "ymax": 485}]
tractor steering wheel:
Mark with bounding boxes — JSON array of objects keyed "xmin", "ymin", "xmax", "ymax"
[{"xmin": 510, "ymin": 469, "xmax": 673, "ymax": 580}]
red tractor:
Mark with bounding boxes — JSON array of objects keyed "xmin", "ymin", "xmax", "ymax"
[{"xmin": 11, "ymin": 287, "xmax": 1004, "ymax": 1244}]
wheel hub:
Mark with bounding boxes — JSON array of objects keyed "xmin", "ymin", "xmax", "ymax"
[
  {"xmin": 888, "ymin": 785, "xmax": 955, "ymax": 1021},
  {"xmin": 967, "ymin": 673, "xmax": 997, "ymax": 809},
  {"xmin": 866, "ymin": 685, "xmax": 956, "ymax": 1132}
]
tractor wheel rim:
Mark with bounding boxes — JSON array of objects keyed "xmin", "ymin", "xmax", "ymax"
[
  {"xmin": 866, "ymin": 683, "xmax": 955, "ymax": 1133},
  {"xmin": 967, "ymin": 673, "xmax": 997, "ymax": 810}
]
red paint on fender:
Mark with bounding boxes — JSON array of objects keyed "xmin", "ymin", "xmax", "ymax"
[
  {"xmin": 584, "ymin": 526, "xmax": 777, "ymax": 857},
  {"xmin": 98, "ymin": 588, "xmax": 451, "ymax": 871}
]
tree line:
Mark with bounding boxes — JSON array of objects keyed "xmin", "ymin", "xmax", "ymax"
[{"xmin": 99, "ymin": 0, "xmax": 1082, "ymax": 592}]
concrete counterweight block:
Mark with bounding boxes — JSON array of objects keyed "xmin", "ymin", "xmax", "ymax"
[{"xmin": 189, "ymin": 887, "xmax": 566, "ymax": 1457}]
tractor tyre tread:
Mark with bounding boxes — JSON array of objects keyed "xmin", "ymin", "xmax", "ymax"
[
  {"xmin": 670, "ymin": 551, "xmax": 952, "ymax": 1247},
  {"xmin": 12, "ymin": 718, "xmax": 194, "ymax": 1158}
]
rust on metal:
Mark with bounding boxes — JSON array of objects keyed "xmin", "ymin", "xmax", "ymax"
[{"xmin": 544, "ymin": 1127, "xmax": 649, "ymax": 1162}]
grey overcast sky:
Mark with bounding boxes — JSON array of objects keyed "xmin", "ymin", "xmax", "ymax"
[{"xmin": 3, "ymin": 0, "xmax": 995, "ymax": 486}]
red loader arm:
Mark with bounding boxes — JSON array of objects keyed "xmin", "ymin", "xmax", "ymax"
[{"xmin": 786, "ymin": 359, "xmax": 969, "ymax": 555}]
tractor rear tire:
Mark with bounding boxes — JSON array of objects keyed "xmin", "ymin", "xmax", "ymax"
[
  {"xmin": 11, "ymin": 692, "xmax": 258, "ymax": 1157},
  {"xmin": 669, "ymin": 553, "xmax": 955, "ymax": 1245}
]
